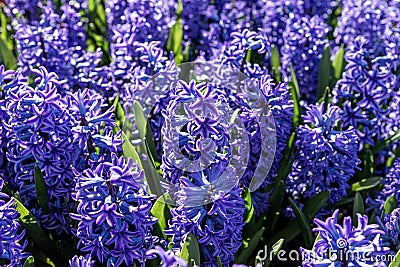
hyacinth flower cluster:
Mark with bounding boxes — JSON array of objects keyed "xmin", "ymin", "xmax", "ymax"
[
  {"xmin": 105, "ymin": 0, "xmax": 175, "ymax": 46},
  {"xmin": 211, "ymin": 29, "xmax": 293, "ymax": 215},
  {"xmin": 4, "ymin": 0, "xmax": 400, "ymax": 266},
  {"xmin": 302, "ymin": 210, "xmax": 389, "ymax": 266},
  {"xmin": 0, "ymin": 178, "xmax": 28, "ymax": 267},
  {"xmin": 281, "ymin": 14, "xmax": 329, "ymax": 102},
  {"xmin": 333, "ymin": 0, "xmax": 398, "ymax": 56},
  {"xmin": 2, "ymin": 67, "xmax": 78, "ymax": 234},
  {"xmin": 373, "ymin": 158, "xmax": 400, "ymax": 211},
  {"xmin": 287, "ymin": 104, "xmax": 360, "ymax": 206},
  {"xmin": 71, "ymin": 154, "xmax": 157, "ymax": 266},
  {"xmin": 106, "ymin": 0, "xmax": 176, "ymax": 103},
  {"xmin": 377, "ymin": 208, "xmax": 400, "ymax": 254},
  {"xmin": 253, "ymin": 0, "xmax": 303, "ymax": 48},
  {"xmin": 1, "ymin": 64, "xmax": 124, "ymax": 236},
  {"xmin": 181, "ymin": 0, "xmax": 251, "ymax": 60},
  {"xmin": 13, "ymin": 1, "xmax": 108, "ymax": 94},
  {"xmin": 161, "ymin": 80, "xmax": 246, "ymax": 266},
  {"xmin": 332, "ymin": 37, "xmax": 398, "ymax": 148}
]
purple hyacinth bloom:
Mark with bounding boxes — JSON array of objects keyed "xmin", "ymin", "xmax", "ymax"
[
  {"xmin": 181, "ymin": 0, "xmax": 251, "ymax": 60},
  {"xmin": 334, "ymin": 0, "xmax": 389, "ymax": 56},
  {"xmin": 71, "ymin": 153, "xmax": 157, "ymax": 266},
  {"xmin": 3, "ymin": 66, "xmax": 78, "ymax": 234},
  {"xmin": 4, "ymin": 0, "xmax": 40, "ymax": 22},
  {"xmin": 377, "ymin": 208, "xmax": 400, "ymax": 253},
  {"xmin": 302, "ymin": 210, "xmax": 389, "ymax": 266},
  {"xmin": 281, "ymin": 14, "xmax": 329, "ymax": 102},
  {"xmin": 287, "ymin": 103, "xmax": 360, "ymax": 205},
  {"xmin": 208, "ymin": 29, "xmax": 293, "ymax": 215},
  {"xmin": 13, "ymin": 2, "xmax": 107, "ymax": 94},
  {"xmin": 106, "ymin": 0, "xmax": 175, "ymax": 46},
  {"xmin": 69, "ymin": 255, "xmax": 95, "ymax": 267},
  {"xmin": 0, "ymin": 178, "xmax": 28, "ymax": 266},
  {"xmin": 161, "ymin": 80, "xmax": 246, "ymax": 266},
  {"xmin": 255, "ymin": 0, "xmax": 304, "ymax": 47},
  {"xmin": 146, "ymin": 246, "xmax": 188, "ymax": 267},
  {"xmin": 332, "ymin": 37, "xmax": 397, "ymax": 148}
]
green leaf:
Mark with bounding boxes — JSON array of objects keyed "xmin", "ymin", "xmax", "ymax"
[
  {"xmin": 242, "ymin": 188, "xmax": 255, "ymax": 238},
  {"xmin": 133, "ymin": 101, "xmax": 163, "ymax": 195},
  {"xmin": 384, "ymin": 195, "xmax": 398, "ymax": 215},
  {"xmin": 361, "ymin": 149, "xmax": 375, "ymax": 177},
  {"xmin": 237, "ymin": 227, "xmax": 265, "ymax": 264},
  {"xmin": 34, "ymin": 166, "xmax": 50, "ymax": 214},
  {"xmin": 389, "ymin": 250, "xmax": 400, "ymax": 267},
  {"xmin": 266, "ymin": 180, "xmax": 285, "ymax": 234},
  {"xmin": 217, "ymin": 256, "xmax": 223, "ymax": 267},
  {"xmin": 0, "ymin": 38, "xmax": 16, "ymax": 70},
  {"xmin": 331, "ymin": 45, "xmax": 345, "ymax": 84},
  {"xmin": 150, "ymin": 196, "xmax": 172, "ymax": 239},
  {"xmin": 179, "ymin": 233, "xmax": 201, "ymax": 267},
  {"xmin": 13, "ymin": 197, "xmax": 68, "ymax": 264},
  {"xmin": 289, "ymin": 64, "xmax": 301, "ymax": 126},
  {"xmin": 263, "ymin": 238, "xmax": 285, "ymax": 267},
  {"xmin": 302, "ymin": 191, "xmax": 330, "ymax": 219},
  {"xmin": 317, "ymin": 46, "xmax": 331, "ymax": 100},
  {"xmin": 166, "ymin": 0, "xmax": 183, "ymax": 65},
  {"xmin": 351, "ymin": 177, "xmax": 382, "ymax": 192},
  {"xmin": 372, "ymin": 130, "xmax": 400, "ymax": 155},
  {"xmin": 270, "ymin": 45, "xmax": 281, "ymax": 82},
  {"xmin": 133, "ymin": 101, "xmax": 159, "ymax": 166},
  {"xmin": 23, "ymin": 256, "xmax": 35, "ymax": 267},
  {"xmin": 113, "ymin": 95, "xmax": 125, "ymax": 128},
  {"xmin": 268, "ymin": 191, "xmax": 330, "ymax": 246},
  {"xmin": 288, "ymin": 198, "xmax": 314, "ymax": 249},
  {"xmin": 120, "ymin": 129, "xmax": 143, "ymax": 169},
  {"xmin": 329, "ymin": 196, "xmax": 354, "ymax": 209},
  {"xmin": 353, "ymin": 192, "xmax": 364, "ymax": 223}
]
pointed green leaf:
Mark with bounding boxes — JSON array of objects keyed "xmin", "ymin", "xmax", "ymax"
[
  {"xmin": 302, "ymin": 191, "xmax": 330, "ymax": 219},
  {"xmin": 270, "ymin": 45, "xmax": 281, "ymax": 82},
  {"xmin": 332, "ymin": 45, "xmax": 345, "ymax": 82},
  {"xmin": 290, "ymin": 64, "xmax": 301, "ymax": 126},
  {"xmin": 317, "ymin": 46, "xmax": 331, "ymax": 100},
  {"xmin": 120, "ymin": 129, "xmax": 143, "ymax": 169},
  {"xmin": 13, "ymin": 197, "xmax": 68, "ymax": 264},
  {"xmin": 34, "ymin": 166, "xmax": 50, "ymax": 214},
  {"xmin": 237, "ymin": 227, "xmax": 265, "ymax": 264},
  {"xmin": 389, "ymin": 250, "xmax": 400, "ymax": 267},
  {"xmin": 134, "ymin": 101, "xmax": 147, "ymax": 140},
  {"xmin": 263, "ymin": 238, "xmax": 285, "ymax": 266},
  {"xmin": 384, "ymin": 195, "xmax": 398, "ymax": 215},
  {"xmin": 372, "ymin": 130, "xmax": 400, "ymax": 155},
  {"xmin": 351, "ymin": 177, "xmax": 382, "ymax": 192},
  {"xmin": 266, "ymin": 180, "xmax": 285, "ymax": 234},
  {"xmin": 0, "ymin": 38, "xmax": 16, "ymax": 70},
  {"xmin": 23, "ymin": 256, "xmax": 35, "ymax": 267},
  {"xmin": 353, "ymin": 192, "xmax": 364, "ymax": 223},
  {"xmin": 217, "ymin": 256, "xmax": 223, "ymax": 267},
  {"xmin": 179, "ymin": 233, "xmax": 201, "ymax": 267},
  {"xmin": 289, "ymin": 198, "xmax": 313, "ymax": 248},
  {"xmin": 133, "ymin": 101, "xmax": 163, "ymax": 195},
  {"xmin": 150, "ymin": 196, "xmax": 172, "ymax": 239},
  {"xmin": 242, "ymin": 188, "xmax": 255, "ymax": 238},
  {"xmin": 268, "ymin": 191, "xmax": 329, "ymax": 246}
]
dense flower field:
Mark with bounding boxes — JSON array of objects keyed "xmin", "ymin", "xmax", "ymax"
[{"xmin": 0, "ymin": 0, "xmax": 400, "ymax": 266}]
